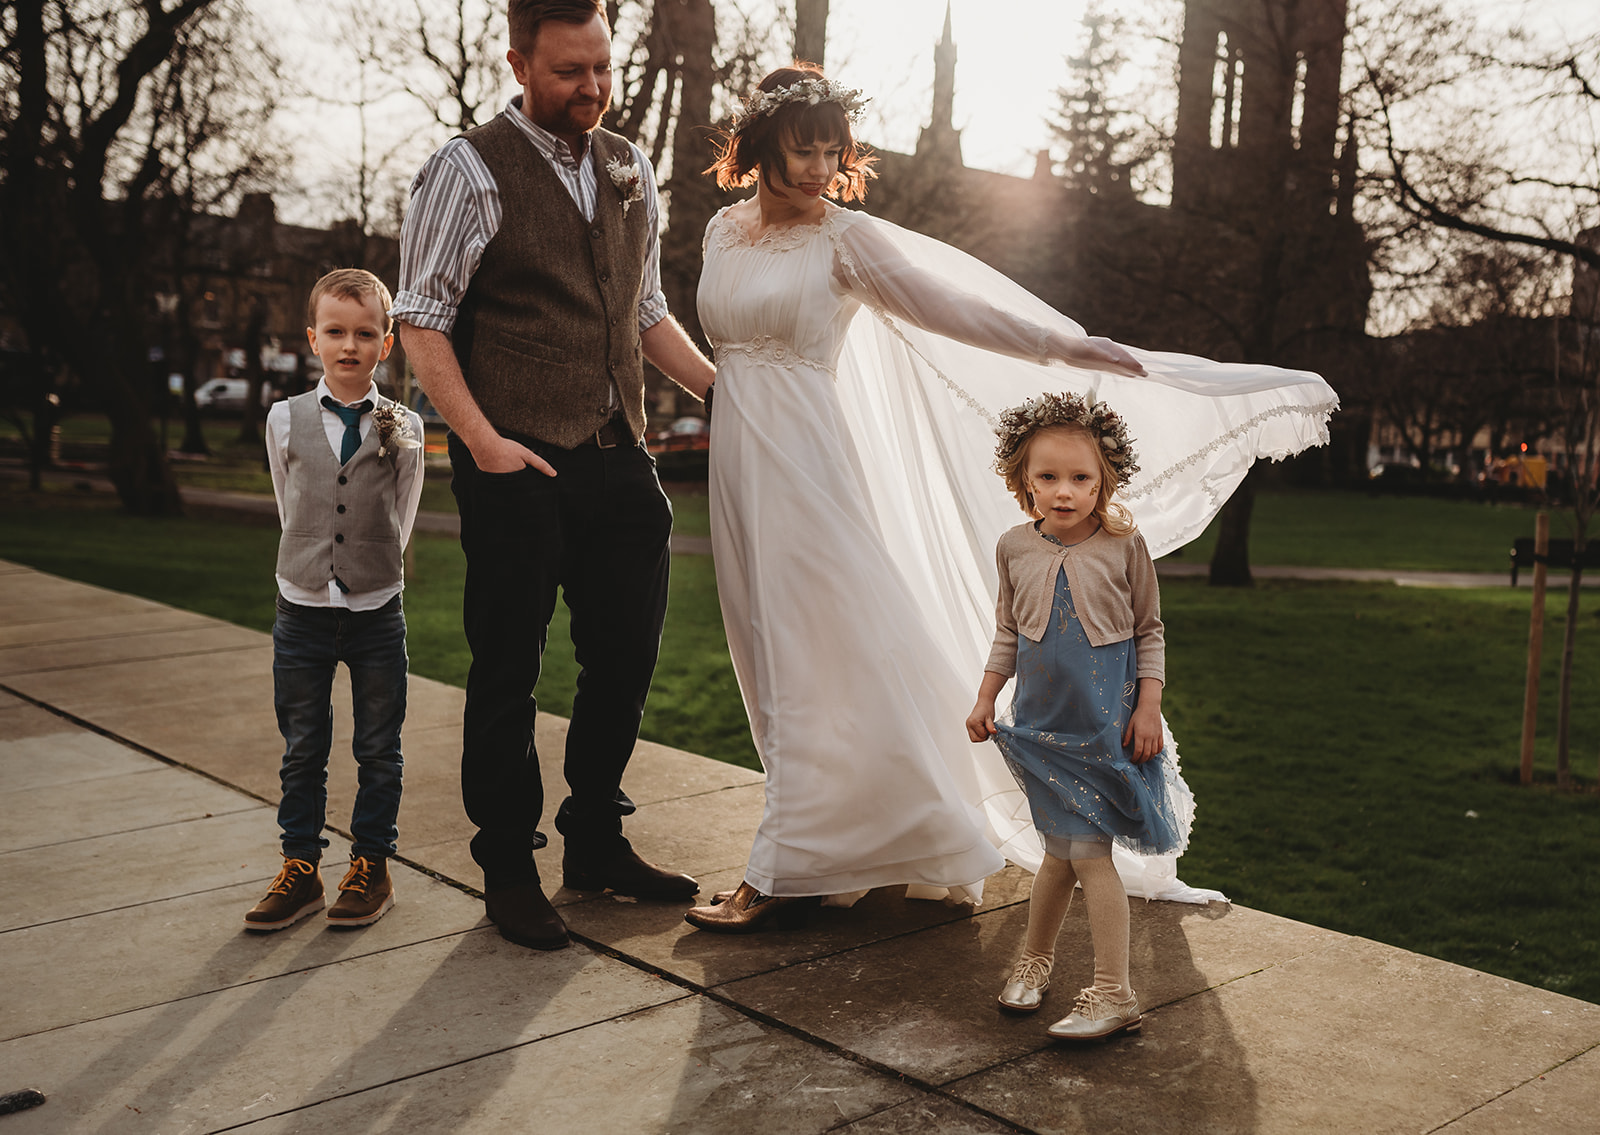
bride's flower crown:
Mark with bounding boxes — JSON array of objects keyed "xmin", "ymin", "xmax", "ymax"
[
  {"xmin": 993, "ymin": 392, "xmax": 1140, "ymax": 488},
  {"xmin": 730, "ymin": 78, "xmax": 871, "ymax": 135}
]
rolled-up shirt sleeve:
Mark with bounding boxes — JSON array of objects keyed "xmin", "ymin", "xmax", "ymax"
[
  {"xmin": 633, "ymin": 143, "xmax": 668, "ymax": 333},
  {"xmin": 392, "ymin": 139, "xmax": 501, "ymax": 334}
]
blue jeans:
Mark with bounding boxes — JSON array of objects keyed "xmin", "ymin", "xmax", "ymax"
[{"xmin": 273, "ymin": 594, "xmax": 407, "ymax": 861}]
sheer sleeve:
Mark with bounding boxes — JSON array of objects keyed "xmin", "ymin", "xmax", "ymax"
[{"xmin": 832, "ymin": 211, "xmax": 1119, "ymax": 371}]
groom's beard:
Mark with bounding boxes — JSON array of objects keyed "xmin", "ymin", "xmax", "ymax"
[{"xmin": 547, "ymin": 97, "xmax": 608, "ymax": 137}]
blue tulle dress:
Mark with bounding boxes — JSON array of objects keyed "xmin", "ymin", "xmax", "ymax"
[{"xmin": 994, "ymin": 537, "xmax": 1184, "ymax": 860}]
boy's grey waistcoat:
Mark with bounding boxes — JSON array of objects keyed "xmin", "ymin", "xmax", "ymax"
[
  {"xmin": 275, "ymin": 392, "xmax": 403, "ymax": 593},
  {"xmin": 452, "ymin": 117, "xmax": 650, "ymax": 449}
]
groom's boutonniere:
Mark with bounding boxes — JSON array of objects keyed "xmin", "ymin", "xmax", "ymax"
[
  {"xmin": 370, "ymin": 401, "xmax": 421, "ymax": 458},
  {"xmin": 606, "ymin": 156, "xmax": 644, "ymax": 217}
]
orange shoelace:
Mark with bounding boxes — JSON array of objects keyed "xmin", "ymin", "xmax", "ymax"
[{"xmin": 267, "ymin": 859, "xmax": 317, "ymax": 895}]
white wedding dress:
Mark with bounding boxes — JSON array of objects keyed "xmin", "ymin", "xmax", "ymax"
[{"xmin": 697, "ymin": 203, "xmax": 1337, "ymax": 903}]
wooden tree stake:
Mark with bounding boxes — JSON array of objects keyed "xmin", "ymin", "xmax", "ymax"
[{"xmin": 1519, "ymin": 512, "xmax": 1549, "ymax": 785}]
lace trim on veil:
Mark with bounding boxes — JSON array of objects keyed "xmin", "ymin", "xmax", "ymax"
[{"xmin": 1122, "ymin": 399, "xmax": 1339, "ymax": 504}]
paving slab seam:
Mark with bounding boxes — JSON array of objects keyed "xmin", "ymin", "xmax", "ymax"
[
  {"xmin": 0, "ymin": 872, "xmax": 369, "ymax": 939},
  {"xmin": 569, "ymin": 932, "xmax": 1039, "ymax": 1134},
  {"xmin": 687, "ymin": 989, "xmax": 1038, "ymax": 1135},
  {"xmin": 0, "ymin": 925, "xmax": 511, "ymax": 1043},
  {"xmin": 819, "ymin": 1093, "xmax": 1032, "ymax": 1135},
  {"xmin": 0, "ymin": 620, "xmax": 209, "ymax": 643},
  {"xmin": 6, "ymin": 642, "xmax": 267, "ymax": 675},
  {"xmin": 5, "ymin": 801, "xmax": 263, "ymax": 854},
  {"xmin": 0, "ymin": 677, "xmax": 501, "ymax": 908},
  {"xmin": 1418, "ymin": 1038, "xmax": 1600, "ymax": 1134},
  {"xmin": 187, "ymin": 993, "xmax": 715, "ymax": 1135},
  {"xmin": 0, "ymin": 679, "xmax": 281, "ymax": 806},
  {"xmin": 926, "ymin": 941, "xmax": 1344, "ymax": 1103}
]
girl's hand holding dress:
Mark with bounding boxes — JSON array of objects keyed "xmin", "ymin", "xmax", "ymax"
[
  {"xmin": 1122, "ymin": 680, "xmax": 1165, "ymax": 764},
  {"xmin": 966, "ymin": 671, "xmax": 1008, "ymax": 743}
]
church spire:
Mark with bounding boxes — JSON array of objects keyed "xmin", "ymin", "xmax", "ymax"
[{"xmin": 916, "ymin": 1, "xmax": 963, "ymax": 163}]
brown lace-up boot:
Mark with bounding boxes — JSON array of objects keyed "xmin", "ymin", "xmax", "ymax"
[
  {"xmin": 325, "ymin": 856, "xmax": 394, "ymax": 927},
  {"xmin": 244, "ymin": 858, "xmax": 324, "ymax": 931}
]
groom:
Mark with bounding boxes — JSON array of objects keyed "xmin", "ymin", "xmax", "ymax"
[{"xmin": 394, "ymin": 0, "xmax": 715, "ymax": 950}]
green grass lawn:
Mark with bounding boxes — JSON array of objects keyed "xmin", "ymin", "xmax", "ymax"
[
  {"xmin": 1, "ymin": 484, "xmax": 1596, "ymax": 1003},
  {"xmin": 1173, "ymin": 489, "xmax": 1544, "ymax": 573}
]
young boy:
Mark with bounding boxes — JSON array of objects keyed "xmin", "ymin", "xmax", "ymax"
[{"xmin": 244, "ymin": 268, "xmax": 425, "ymax": 931}]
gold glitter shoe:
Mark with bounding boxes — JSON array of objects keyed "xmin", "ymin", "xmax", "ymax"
[
  {"xmin": 1046, "ymin": 987, "xmax": 1141, "ymax": 1040},
  {"xmin": 997, "ymin": 953, "xmax": 1052, "ymax": 1013}
]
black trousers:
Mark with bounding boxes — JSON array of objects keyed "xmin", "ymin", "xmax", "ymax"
[{"xmin": 448, "ymin": 429, "xmax": 672, "ymax": 890}]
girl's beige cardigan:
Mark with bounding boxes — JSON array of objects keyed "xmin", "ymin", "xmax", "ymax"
[{"xmin": 984, "ymin": 521, "xmax": 1165, "ymax": 683}]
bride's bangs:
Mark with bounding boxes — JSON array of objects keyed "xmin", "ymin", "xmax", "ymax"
[{"xmin": 778, "ymin": 105, "xmax": 876, "ymax": 202}]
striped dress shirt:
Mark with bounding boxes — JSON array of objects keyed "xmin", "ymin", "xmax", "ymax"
[{"xmin": 392, "ymin": 96, "xmax": 669, "ymax": 338}]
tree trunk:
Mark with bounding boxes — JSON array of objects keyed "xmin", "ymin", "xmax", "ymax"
[
  {"xmin": 236, "ymin": 295, "xmax": 268, "ymax": 446},
  {"xmin": 1555, "ymin": 525, "xmax": 1584, "ymax": 791},
  {"xmin": 1209, "ymin": 467, "xmax": 1257, "ymax": 586},
  {"xmin": 175, "ymin": 319, "xmax": 209, "ymax": 455},
  {"xmin": 794, "ymin": 0, "xmax": 828, "ymax": 67},
  {"xmin": 658, "ymin": 0, "xmax": 719, "ymax": 344}
]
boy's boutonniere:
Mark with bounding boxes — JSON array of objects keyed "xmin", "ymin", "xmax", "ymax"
[
  {"xmin": 606, "ymin": 156, "xmax": 644, "ymax": 216},
  {"xmin": 370, "ymin": 401, "xmax": 421, "ymax": 458}
]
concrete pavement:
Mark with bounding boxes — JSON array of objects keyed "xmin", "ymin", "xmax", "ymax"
[{"xmin": 1, "ymin": 558, "xmax": 1596, "ymax": 1133}]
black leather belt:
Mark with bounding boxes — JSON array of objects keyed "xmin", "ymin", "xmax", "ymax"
[{"xmin": 578, "ymin": 413, "xmax": 632, "ymax": 449}]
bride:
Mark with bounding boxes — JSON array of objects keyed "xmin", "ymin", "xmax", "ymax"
[{"xmin": 683, "ymin": 65, "xmax": 1337, "ymax": 933}]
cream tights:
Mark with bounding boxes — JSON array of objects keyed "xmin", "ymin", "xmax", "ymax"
[{"xmin": 1021, "ymin": 852, "xmax": 1131, "ymax": 999}]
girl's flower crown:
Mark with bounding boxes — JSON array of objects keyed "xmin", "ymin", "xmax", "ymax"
[
  {"xmin": 993, "ymin": 392, "xmax": 1140, "ymax": 488},
  {"xmin": 730, "ymin": 79, "xmax": 871, "ymax": 135}
]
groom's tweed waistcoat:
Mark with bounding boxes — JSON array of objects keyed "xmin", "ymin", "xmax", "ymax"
[
  {"xmin": 275, "ymin": 392, "xmax": 403, "ymax": 593},
  {"xmin": 453, "ymin": 116, "xmax": 650, "ymax": 449}
]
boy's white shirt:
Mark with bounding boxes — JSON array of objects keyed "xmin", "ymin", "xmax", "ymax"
[{"xmin": 266, "ymin": 377, "xmax": 426, "ymax": 611}]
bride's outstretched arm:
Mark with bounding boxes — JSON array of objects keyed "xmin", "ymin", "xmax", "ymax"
[{"xmin": 831, "ymin": 217, "xmax": 1144, "ymax": 377}]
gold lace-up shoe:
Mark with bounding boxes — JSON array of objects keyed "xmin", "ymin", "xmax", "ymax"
[
  {"xmin": 244, "ymin": 858, "xmax": 324, "ymax": 931},
  {"xmin": 326, "ymin": 856, "xmax": 394, "ymax": 927},
  {"xmin": 1046, "ymin": 987, "xmax": 1142, "ymax": 1040},
  {"xmin": 998, "ymin": 953, "xmax": 1053, "ymax": 1013}
]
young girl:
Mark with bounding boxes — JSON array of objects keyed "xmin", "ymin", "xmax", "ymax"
[{"xmin": 966, "ymin": 392, "xmax": 1184, "ymax": 1040}]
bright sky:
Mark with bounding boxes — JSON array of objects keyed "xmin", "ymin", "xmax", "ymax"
[
  {"xmin": 822, "ymin": 0, "xmax": 1096, "ymax": 177},
  {"xmin": 266, "ymin": 0, "xmax": 1600, "ymax": 223}
]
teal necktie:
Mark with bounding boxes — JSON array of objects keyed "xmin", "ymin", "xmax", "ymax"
[{"xmin": 321, "ymin": 396, "xmax": 372, "ymax": 464}]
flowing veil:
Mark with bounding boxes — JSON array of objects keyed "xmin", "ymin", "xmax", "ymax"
[{"xmin": 825, "ymin": 212, "xmax": 1339, "ymax": 902}]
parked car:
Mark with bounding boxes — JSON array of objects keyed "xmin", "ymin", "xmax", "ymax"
[
  {"xmin": 648, "ymin": 416, "xmax": 709, "ymax": 453},
  {"xmin": 647, "ymin": 415, "xmax": 709, "ymax": 479},
  {"xmin": 194, "ymin": 378, "xmax": 249, "ymax": 413}
]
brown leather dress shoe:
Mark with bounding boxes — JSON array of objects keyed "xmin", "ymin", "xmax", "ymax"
[
  {"xmin": 485, "ymin": 882, "xmax": 569, "ymax": 950},
  {"xmin": 683, "ymin": 882, "xmax": 819, "ymax": 933},
  {"xmin": 563, "ymin": 841, "xmax": 699, "ymax": 900}
]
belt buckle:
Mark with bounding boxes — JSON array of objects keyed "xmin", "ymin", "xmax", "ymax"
[{"xmin": 595, "ymin": 421, "xmax": 619, "ymax": 449}]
